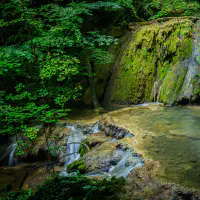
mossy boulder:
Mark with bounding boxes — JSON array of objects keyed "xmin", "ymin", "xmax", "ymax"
[
  {"xmin": 78, "ymin": 132, "xmax": 112, "ymax": 157},
  {"xmin": 83, "ymin": 142, "xmax": 123, "ymax": 172},
  {"xmin": 29, "ymin": 126, "xmax": 71, "ymax": 164},
  {"xmin": 67, "ymin": 159, "xmax": 86, "ymax": 174},
  {"xmin": 78, "ymin": 141, "xmax": 90, "ymax": 157},
  {"xmin": 85, "ymin": 132, "xmax": 111, "ymax": 148},
  {"xmin": 105, "ymin": 18, "xmax": 200, "ymax": 105}
]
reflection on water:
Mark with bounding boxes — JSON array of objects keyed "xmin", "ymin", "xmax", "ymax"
[
  {"xmin": 109, "ymin": 105, "xmax": 200, "ymax": 189},
  {"xmin": 67, "ymin": 104, "xmax": 128, "ymax": 120}
]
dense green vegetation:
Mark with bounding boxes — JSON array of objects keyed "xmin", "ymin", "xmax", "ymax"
[
  {"xmin": 0, "ymin": 0, "xmax": 200, "ymax": 199},
  {"xmin": 0, "ymin": 175, "xmax": 125, "ymax": 200},
  {"xmin": 0, "ymin": 0, "xmax": 200, "ymax": 154}
]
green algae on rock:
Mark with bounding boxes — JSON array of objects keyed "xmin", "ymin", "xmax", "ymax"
[
  {"xmin": 105, "ymin": 18, "xmax": 200, "ymax": 105},
  {"xmin": 67, "ymin": 159, "xmax": 87, "ymax": 174}
]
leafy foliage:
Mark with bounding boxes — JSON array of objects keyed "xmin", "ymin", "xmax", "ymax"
[
  {"xmin": 0, "ymin": 0, "xmax": 122, "ymax": 156},
  {"xmin": 145, "ymin": 0, "xmax": 200, "ymax": 19},
  {"xmin": 1, "ymin": 189, "xmax": 32, "ymax": 200},
  {"xmin": 0, "ymin": 0, "xmax": 199, "ymax": 157},
  {"xmin": 1, "ymin": 175, "xmax": 125, "ymax": 200}
]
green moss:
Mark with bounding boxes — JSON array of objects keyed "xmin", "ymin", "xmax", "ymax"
[
  {"xmin": 78, "ymin": 142, "xmax": 89, "ymax": 157},
  {"xmin": 67, "ymin": 159, "xmax": 86, "ymax": 174},
  {"xmin": 108, "ymin": 18, "xmax": 195, "ymax": 104},
  {"xmin": 78, "ymin": 144, "xmax": 85, "ymax": 157},
  {"xmin": 160, "ymin": 63, "xmax": 188, "ymax": 104},
  {"xmin": 194, "ymin": 88, "xmax": 200, "ymax": 95},
  {"xmin": 180, "ymin": 38, "xmax": 193, "ymax": 59},
  {"xmin": 158, "ymin": 61, "xmax": 171, "ymax": 80}
]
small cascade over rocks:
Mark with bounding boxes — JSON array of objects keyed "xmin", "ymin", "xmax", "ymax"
[
  {"xmin": 0, "ymin": 137, "xmax": 17, "ymax": 167},
  {"xmin": 61, "ymin": 121, "xmax": 143, "ymax": 178},
  {"xmin": 65, "ymin": 126, "xmax": 82, "ymax": 165},
  {"xmin": 8, "ymin": 144, "xmax": 17, "ymax": 167},
  {"xmin": 61, "ymin": 122, "xmax": 100, "ymax": 175},
  {"xmin": 108, "ymin": 152, "xmax": 143, "ymax": 178},
  {"xmin": 0, "ymin": 144, "xmax": 17, "ymax": 167},
  {"xmin": 86, "ymin": 150, "xmax": 143, "ymax": 178},
  {"xmin": 60, "ymin": 125, "xmax": 86, "ymax": 176},
  {"xmin": 92, "ymin": 122, "xmax": 100, "ymax": 133}
]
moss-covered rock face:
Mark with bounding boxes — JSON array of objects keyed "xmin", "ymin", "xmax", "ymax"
[
  {"xmin": 83, "ymin": 34, "xmax": 133, "ymax": 105},
  {"xmin": 105, "ymin": 18, "xmax": 200, "ymax": 105}
]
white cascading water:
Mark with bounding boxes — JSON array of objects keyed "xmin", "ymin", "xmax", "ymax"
[
  {"xmin": 0, "ymin": 143, "xmax": 17, "ymax": 167},
  {"xmin": 92, "ymin": 122, "xmax": 100, "ymax": 133},
  {"xmin": 153, "ymin": 81, "xmax": 162, "ymax": 103},
  {"xmin": 65, "ymin": 126, "xmax": 82, "ymax": 165},
  {"xmin": 8, "ymin": 144, "xmax": 17, "ymax": 166},
  {"xmin": 61, "ymin": 124, "xmax": 143, "ymax": 178},
  {"xmin": 60, "ymin": 125, "xmax": 86, "ymax": 176}
]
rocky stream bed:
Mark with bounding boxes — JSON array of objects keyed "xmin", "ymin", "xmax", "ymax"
[{"xmin": 1, "ymin": 104, "xmax": 200, "ymax": 199}]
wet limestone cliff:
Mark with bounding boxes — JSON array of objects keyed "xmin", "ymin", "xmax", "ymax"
[{"xmin": 84, "ymin": 18, "xmax": 200, "ymax": 105}]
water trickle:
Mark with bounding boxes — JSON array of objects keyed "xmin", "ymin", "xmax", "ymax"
[
  {"xmin": 0, "ymin": 143, "xmax": 17, "ymax": 167},
  {"xmin": 153, "ymin": 80, "xmax": 162, "ymax": 103},
  {"xmin": 8, "ymin": 144, "xmax": 17, "ymax": 166},
  {"xmin": 92, "ymin": 122, "xmax": 100, "ymax": 133},
  {"xmin": 60, "ymin": 125, "xmax": 86, "ymax": 176}
]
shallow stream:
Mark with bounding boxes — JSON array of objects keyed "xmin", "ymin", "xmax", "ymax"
[{"xmin": 109, "ymin": 105, "xmax": 200, "ymax": 189}]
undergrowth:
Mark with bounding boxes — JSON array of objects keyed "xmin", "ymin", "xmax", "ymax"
[{"xmin": 0, "ymin": 175, "xmax": 125, "ymax": 200}]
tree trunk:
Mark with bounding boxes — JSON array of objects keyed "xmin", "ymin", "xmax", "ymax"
[
  {"xmin": 44, "ymin": 128, "xmax": 55, "ymax": 174},
  {"xmin": 84, "ymin": 56, "xmax": 101, "ymax": 110}
]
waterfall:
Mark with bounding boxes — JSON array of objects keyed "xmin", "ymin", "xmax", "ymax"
[
  {"xmin": 153, "ymin": 80, "xmax": 162, "ymax": 103},
  {"xmin": 65, "ymin": 126, "xmax": 82, "ymax": 165},
  {"xmin": 0, "ymin": 143, "xmax": 17, "ymax": 167},
  {"xmin": 60, "ymin": 125, "xmax": 86, "ymax": 176},
  {"xmin": 92, "ymin": 122, "xmax": 100, "ymax": 133},
  {"xmin": 157, "ymin": 84, "xmax": 162, "ymax": 103},
  {"xmin": 8, "ymin": 144, "xmax": 17, "ymax": 166}
]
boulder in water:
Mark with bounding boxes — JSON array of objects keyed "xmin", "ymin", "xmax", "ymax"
[
  {"xmin": 84, "ymin": 132, "xmax": 111, "ymax": 148},
  {"xmin": 67, "ymin": 159, "xmax": 86, "ymax": 174},
  {"xmin": 83, "ymin": 142, "xmax": 123, "ymax": 172}
]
